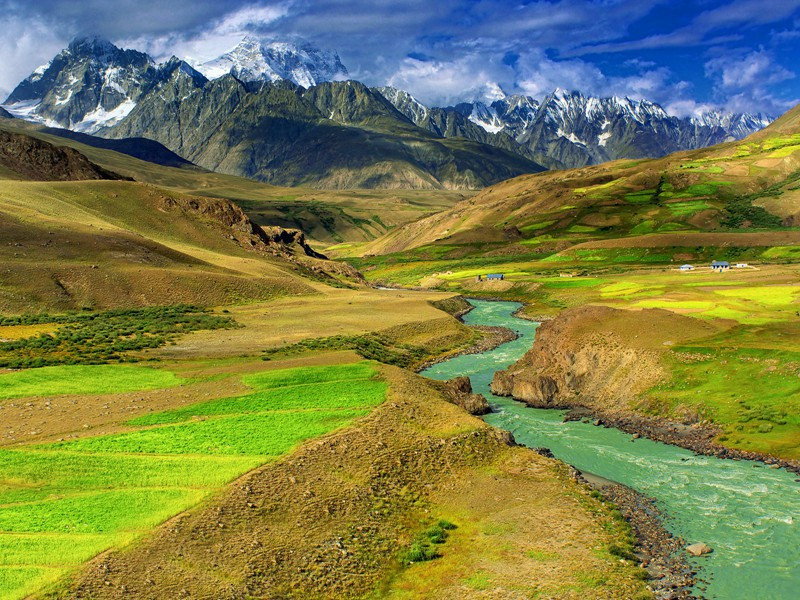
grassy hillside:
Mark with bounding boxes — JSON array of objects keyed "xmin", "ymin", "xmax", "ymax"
[
  {"xmin": 0, "ymin": 119, "xmax": 467, "ymax": 247},
  {"xmin": 346, "ymin": 104, "xmax": 800, "ymax": 279}
]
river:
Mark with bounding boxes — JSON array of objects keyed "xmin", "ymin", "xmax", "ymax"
[{"xmin": 421, "ymin": 299, "xmax": 799, "ymax": 600}]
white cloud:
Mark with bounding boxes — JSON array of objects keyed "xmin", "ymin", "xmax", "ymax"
[
  {"xmin": 0, "ymin": 15, "xmax": 64, "ymax": 101},
  {"xmin": 387, "ymin": 55, "xmax": 512, "ymax": 106},
  {"xmin": 704, "ymin": 48, "xmax": 797, "ymax": 114},
  {"xmin": 119, "ymin": 3, "xmax": 292, "ymax": 65},
  {"xmin": 705, "ymin": 49, "xmax": 794, "ymax": 90}
]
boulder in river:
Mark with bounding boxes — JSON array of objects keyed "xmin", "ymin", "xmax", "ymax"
[{"xmin": 686, "ymin": 543, "xmax": 713, "ymax": 556}]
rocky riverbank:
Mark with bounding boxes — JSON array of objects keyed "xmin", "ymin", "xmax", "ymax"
[
  {"xmin": 491, "ymin": 304, "xmax": 800, "ymax": 474},
  {"xmin": 580, "ymin": 473, "xmax": 698, "ymax": 600}
]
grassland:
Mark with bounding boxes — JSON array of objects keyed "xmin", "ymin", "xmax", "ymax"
[
  {"xmin": 0, "ymin": 361, "xmax": 385, "ymax": 599},
  {"xmin": 455, "ymin": 263, "xmax": 800, "ymax": 461},
  {"xmin": 0, "ymin": 120, "xmax": 467, "ymax": 249},
  {"xmin": 0, "ymin": 364, "xmax": 182, "ymax": 400},
  {"xmin": 0, "ymin": 305, "xmax": 238, "ymax": 368}
]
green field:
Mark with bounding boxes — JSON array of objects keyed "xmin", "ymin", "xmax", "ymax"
[
  {"xmin": 0, "ymin": 361, "xmax": 385, "ymax": 599},
  {"xmin": 0, "ymin": 365, "xmax": 183, "ymax": 400}
]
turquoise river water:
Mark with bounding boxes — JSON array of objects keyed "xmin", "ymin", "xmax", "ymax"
[{"xmin": 421, "ymin": 300, "xmax": 799, "ymax": 599}]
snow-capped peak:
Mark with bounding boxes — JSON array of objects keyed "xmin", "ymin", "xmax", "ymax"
[
  {"xmin": 375, "ymin": 86, "xmax": 429, "ymax": 122},
  {"xmin": 197, "ymin": 35, "xmax": 348, "ymax": 88},
  {"xmin": 468, "ymin": 102, "xmax": 505, "ymax": 134}
]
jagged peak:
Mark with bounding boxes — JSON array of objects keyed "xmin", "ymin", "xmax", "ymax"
[
  {"xmin": 67, "ymin": 36, "xmax": 117, "ymax": 54},
  {"xmin": 158, "ymin": 56, "xmax": 206, "ymax": 81}
]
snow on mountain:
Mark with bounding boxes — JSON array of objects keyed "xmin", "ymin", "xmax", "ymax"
[
  {"xmin": 3, "ymin": 37, "xmax": 158, "ymax": 133},
  {"xmin": 467, "ymin": 102, "xmax": 505, "ymax": 134},
  {"xmin": 374, "ymin": 86, "xmax": 428, "ymax": 123},
  {"xmin": 197, "ymin": 36, "xmax": 348, "ymax": 88},
  {"xmin": 378, "ymin": 86, "xmax": 774, "ymax": 170},
  {"xmin": 2, "ymin": 36, "xmax": 774, "ymax": 170}
]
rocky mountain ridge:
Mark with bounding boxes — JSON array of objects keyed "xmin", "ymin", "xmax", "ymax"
[{"xmin": 376, "ymin": 87, "xmax": 773, "ymax": 170}]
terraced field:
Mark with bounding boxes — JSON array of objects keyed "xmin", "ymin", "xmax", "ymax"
[{"xmin": 0, "ymin": 361, "xmax": 385, "ymax": 600}]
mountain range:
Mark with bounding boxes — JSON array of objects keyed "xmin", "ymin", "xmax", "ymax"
[
  {"xmin": 2, "ymin": 36, "xmax": 774, "ymax": 188},
  {"xmin": 375, "ymin": 86, "xmax": 773, "ymax": 170}
]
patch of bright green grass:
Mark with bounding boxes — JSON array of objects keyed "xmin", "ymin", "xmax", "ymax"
[
  {"xmin": 567, "ymin": 225, "xmax": 598, "ymax": 233},
  {"xmin": 658, "ymin": 222, "xmax": 689, "ymax": 232},
  {"xmin": 0, "ymin": 365, "xmax": 182, "ymax": 400},
  {"xmin": 600, "ymin": 282, "xmax": 664, "ymax": 299},
  {"xmin": 0, "ymin": 567, "xmax": 64, "ymax": 600},
  {"xmin": 0, "ymin": 533, "xmax": 118, "ymax": 566},
  {"xmin": 624, "ymin": 190, "xmax": 656, "ymax": 204},
  {"xmin": 242, "ymin": 362, "xmax": 376, "ymax": 389},
  {"xmin": 542, "ymin": 278, "xmax": 604, "ymax": 289},
  {"xmin": 520, "ymin": 220, "xmax": 556, "ymax": 232},
  {"xmin": 632, "ymin": 299, "xmax": 713, "ymax": 310},
  {"xmin": 527, "ymin": 549, "xmax": 559, "ymax": 561},
  {"xmin": 650, "ymin": 350, "xmax": 800, "ymax": 458},
  {"xmin": 763, "ymin": 246, "xmax": 800, "ymax": 260},
  {"xmin": 574, "ymin": 180, "xmax": 620, "ymax": 196},
  {"xmin": 49, "ymin": 410, "xmax": 368, "ymax": 456},
  {"xmin": 768, "ymin": 144, "xmax": 800, "ymax": 158},
  {"xmin": 665, "ymin": 200, "xmax": 712, "ymax": 217},
  {"xmin": 129, "ymin": 378, "xmax": 386, "ymax": 426},
  {"xmin": 0, "ymin": 450, "xmax": 260, "ymax": 493},
  {"xmin": 761, "ymin": 133, "xmax": 800, "ymax": 152},
  {"xmin": 630, "ymin": 220, "xmax": 655, "ymax": 234},
  {"xmin": 715, "ymin": 285, "xmax": 800, "ymax": 306},
  {"xmin": 0, "ymin": 362, "xmax": 385, "ymax": 600},
  {"xmin": 0, "ymin": 489, "xmax": 206, "ymax": 534}
]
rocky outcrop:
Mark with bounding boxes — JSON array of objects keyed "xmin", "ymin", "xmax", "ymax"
[
  {"xmin": 0, "ymin": 129, "xmax": 126, "ymax": 181},
  {"xmin": 155, "ymin": 192, "xmax": 364, "ymax": 284},
  {"xmin": 491, "ymin": 305, "xmax": 669, "ymax": 415},
  {"xmin": 686, "ymin": 543, "xmax": 713, "ymax": 557},
  {"xmin": 433, "ymin": 376, "xmax": 490, "ymax": 415},
  {"xmin": 492, "ymin": 304, "xmax": 800, "ymax": 472}
]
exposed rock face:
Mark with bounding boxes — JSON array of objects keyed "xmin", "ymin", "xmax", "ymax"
[
  {"xmin": 105, "ymin": 76, "xmax": 542, "ymax": 190},
  {"xmin": 4, "ymin": 37, "xmax": 161, "ymax": 133},
  {"xmin": 434, "ymin": 376, "xmax": 490, "ymax": 415},
  {"xmin": 377, "ymin": 87, "xmax": 772, "ymax": 170},
  {"xmin": 491, "ymin": 305, "xmax": 668, "ymax": 415},
  {"xmin": 0, "ymin": 129, "xmax": 125, "ymax": 181},
  {"xmin": 155, "ymin": 193, "xmax": 363, "ymax": 284}
]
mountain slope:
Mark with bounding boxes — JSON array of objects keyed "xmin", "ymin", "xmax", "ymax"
[
  {"xmin": 377, "ymin": 88, "xmax": 772, "ymax": 170},
  {"xmin": 40, "ymin": 127, "xmax": 195, "ymax": 168},
  {"xmin": 0, "ymin": 127, "xmax": 362, "ymax": 311},
  {"xmin": 105, "ymin": 76, "xmax": 543, "ymax": 189},
  {"xmin": 357, "ymin": 103, "xmax": 800, "ymax": 258},
  {"xmin": 0, "ymin": 129, "xmax": 125, "ymax": 181},
  {"xmin": 4, "ymin": 37, "xmax": 159, "ymax": 133}
]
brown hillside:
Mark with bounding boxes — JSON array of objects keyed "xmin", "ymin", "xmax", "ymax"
[
  {"xmin": 359, "ymin": 102, "xmax": 800, "ymax": 256},
  {"xmin": 0, "ymin": 129, "xmax": 125, "ymax": 181}
]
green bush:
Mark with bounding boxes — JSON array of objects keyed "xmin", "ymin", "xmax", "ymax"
[{"xmin": 0, "ymin": 305, "xmax": 239, "ymax": 368}]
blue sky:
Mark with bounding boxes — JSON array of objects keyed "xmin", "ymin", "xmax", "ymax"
[{"xmin": 1, "ymin": 0, "xmax": 799, "ymax": 116}]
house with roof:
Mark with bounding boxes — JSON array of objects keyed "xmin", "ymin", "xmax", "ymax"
[
  {"xmin": 679, "ymin": 264, "xmax": 694, "ymax": 271},
  {"xmin": 486, "ymin": 273, "xmax": 505, "ymax": 280},
  {"xmin": 711, "ymin": 260, "xmax": 730, "ymax": 271}
]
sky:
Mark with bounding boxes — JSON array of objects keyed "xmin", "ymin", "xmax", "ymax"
[{"xmin": 1, "ymin": 0, "xmax": 799, "ymax": 116}]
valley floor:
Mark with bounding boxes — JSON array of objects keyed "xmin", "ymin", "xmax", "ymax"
[{"xmin": 0, "ymin": 286, "xmax": 648, "ymax": 600}]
